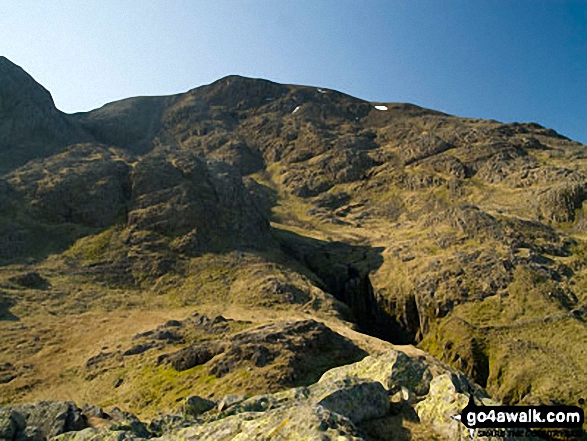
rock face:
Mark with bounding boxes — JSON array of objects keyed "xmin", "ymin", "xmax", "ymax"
[
  {"xmin": 157, "ymin": 319, "xmax": 368, "ymax": 384},
  {"xmin": 127, "ymin": 148, "xmax": 270, "ymax": 252}
]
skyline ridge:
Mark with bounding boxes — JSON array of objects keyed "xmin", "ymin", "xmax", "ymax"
[{"xmin": 0, "ymin": 55, "xmax": 575, "ymax": 144}]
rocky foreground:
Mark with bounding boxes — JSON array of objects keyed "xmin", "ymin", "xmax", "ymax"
[{"xmin": 1, "ymin": 345, "xmax": 500, "ymax": 441}]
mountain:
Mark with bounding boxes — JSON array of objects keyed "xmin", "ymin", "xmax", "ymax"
[
  {"xmin": 1, "ymin": 57, "xmax": 586, "ymax": 439},
  {"xmin": 0, "ymin": 57, "xmax": 90, "ymax": 173}
]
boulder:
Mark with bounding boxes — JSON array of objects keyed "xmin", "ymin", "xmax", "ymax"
[
  {"xmin": 319, "ymin": 350, "xmax": 433, "ymax": 396},
  {"xmin": 315, "ymin": 380, "xmax": 390, "ymax": 424},
  {"xmin": 8, "ymin": 272, "xmax": 49, "ymax": 289},
  {"xmin": 0, "ymin": 402, "xmax": 87, "ymax": 440},
  {"xmin": 53, "ymin": 427, "xmax": 143, "ymax": 441},
  {"xmin": 183, "ymin": 396, "xmax": 215, "ymax": 417},
  {"xmin": 415, "ymin": 374, "xmax": 505, "ymax": 440}
]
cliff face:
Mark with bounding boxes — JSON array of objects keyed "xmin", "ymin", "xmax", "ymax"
[{"xmin": 1, "ymin": 58, "xmax": 586, "ymax": 436}]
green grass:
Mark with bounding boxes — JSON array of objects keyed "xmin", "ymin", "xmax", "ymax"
[
  {"xmin": 421, "ymin": 264, "xmax": 587, "ymax": 405},
  {"xmin": 64, "ymin": 224, "xmax": 124, "ymax": 262}
]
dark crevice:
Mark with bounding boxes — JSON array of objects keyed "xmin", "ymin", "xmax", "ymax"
[
  {"xmin": 274, "ymin": 228, "xmax": 419, "ymax": 345},
  {"xmin": 321, "ymin": 263, "xmax": 490, "ymax": 388},
  {"xmin": 320, "ymin": 264, "xmax": 419, "ymax": 345}
]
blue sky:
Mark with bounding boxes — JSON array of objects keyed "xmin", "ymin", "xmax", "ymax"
[{"xmin": 1, "ymin": 0, "xmax": 586, "ymax": 142}]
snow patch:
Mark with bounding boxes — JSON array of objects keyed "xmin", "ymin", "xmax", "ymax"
[
  {"xmin": 317, "ymin": 88, "xmax": 327, "ymax": 94},
  {"xmin": 374, "ymin": 105, "xmax": 388, "ymax": 111},
  {"xmin": 292, "ymin": 106, "xmax": 301, "ymax": 114}
]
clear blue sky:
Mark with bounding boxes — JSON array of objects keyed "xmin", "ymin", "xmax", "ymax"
[{"xmin": 1, "ymin": 0, "xmax": 586, "ymax": 143}]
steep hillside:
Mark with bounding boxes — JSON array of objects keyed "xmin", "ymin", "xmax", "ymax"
[
  {"xmin": 71, "ymin": 72, "xmax": 587, "ymax": 406},
  {"xmin": 1, "ymin": 58, "xmax": 586, "ymax": 439}
]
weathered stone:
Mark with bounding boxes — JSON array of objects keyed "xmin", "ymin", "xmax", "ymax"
[
  {"xmin": 217, "ymin": 395, "xmax": 247, "ymax": 412},
  {"xmin": 0, "ymin": 402, "xmax": 87, "ymax": 440},
  {"xmin": 162, "ymin": 404, "xmax": 364, "ymax": 441},
  {"xmin": 104, "ymin": 407, "xmax": 149, "ymax": 438},
  {"xmin": 53, "ymin": 427, "xmax": 143, "ymax": 441},
  {"xmin": 414, "ymin": 374, "xmax": 500, "ymax": 440},
  {"xmin": 0, "ymin": 409, "xmax": 21, "ymax": 440},
  {"xmin": 80, "ymin": 405, "xmax": 109, "ymax": 420},
  {"xmin": 316, "ymin": 380, "xmax": 389, "ymax": 424},
  {"xmin": 183, "ymin": 396, "xmax": 215, "ymax": 417},
  {"xmin": 319, "ymin": 350, "xmax": 432, "ymax": 396}
]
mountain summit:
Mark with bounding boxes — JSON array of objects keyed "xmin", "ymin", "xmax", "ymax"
[
  {"xmin": 1, "ymin": 57, "xmax": 586, "ymax": 439},
  {"xmin": 0, "ymin": 57, "xmax": 89, "ymax": 172},
  {"xmin": 0, "ymin": 56, "xmax": 57, "ymax": 112}
]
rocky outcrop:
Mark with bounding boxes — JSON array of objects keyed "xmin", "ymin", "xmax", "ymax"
[
  {"xmin": 80, "ymin": 316, "xmax": 368, "ymax": 413},
  {"xmin": 127, "ymin": 149, "xmax": 270, "ymax": 252},
  {"xmin": 537, "ymin": 179, "xmax": 587, "ymax": 223},
  {"xmin": 85, "ymin": 313, "xmax": 250, "ymax": 370},
  {"xmin": 156, "ymin": 319, "xmax": 368, "ymax": 384},
  {"xmin": 0, "ymin": 401, "xmax": 87, "ymax": 440},
  {"xmin": 13, "ymin": 349, "xmax": 508, "ymax": 440},
  {"xmin": 281, "ymin": 148, "xmax": 375, "ymax": 197},
  {"xmin": 7, "ymin": 272, "xmax": 49, "ymax": 289},
  {"xmin": 6, "ymin": 144, "xmax": 131, "ymax": 228}
]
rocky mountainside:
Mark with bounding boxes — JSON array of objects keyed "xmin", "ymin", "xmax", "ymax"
[
  {"xmin": 0, "ymin": 57, "xmax": 90, "ymax": 174},
  {"xmin": 1, "ymin": 57, "xmax": 587, "ymax": 439}
]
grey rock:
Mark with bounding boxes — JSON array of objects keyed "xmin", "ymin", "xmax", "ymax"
[
  {"xmin": 316, "ymin": 380, "xmax": 390, "ymax": 424},
  {"xmin": 216, "ymin": 394, "xmax": 247, "ymax": 412},
  {"xmin": 0, "ymin": 402, "xmax": 87, "ymax": 440},
  {"xmin": 183, "ymin": 396, "xmax": 215, "ymax": 417}
]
